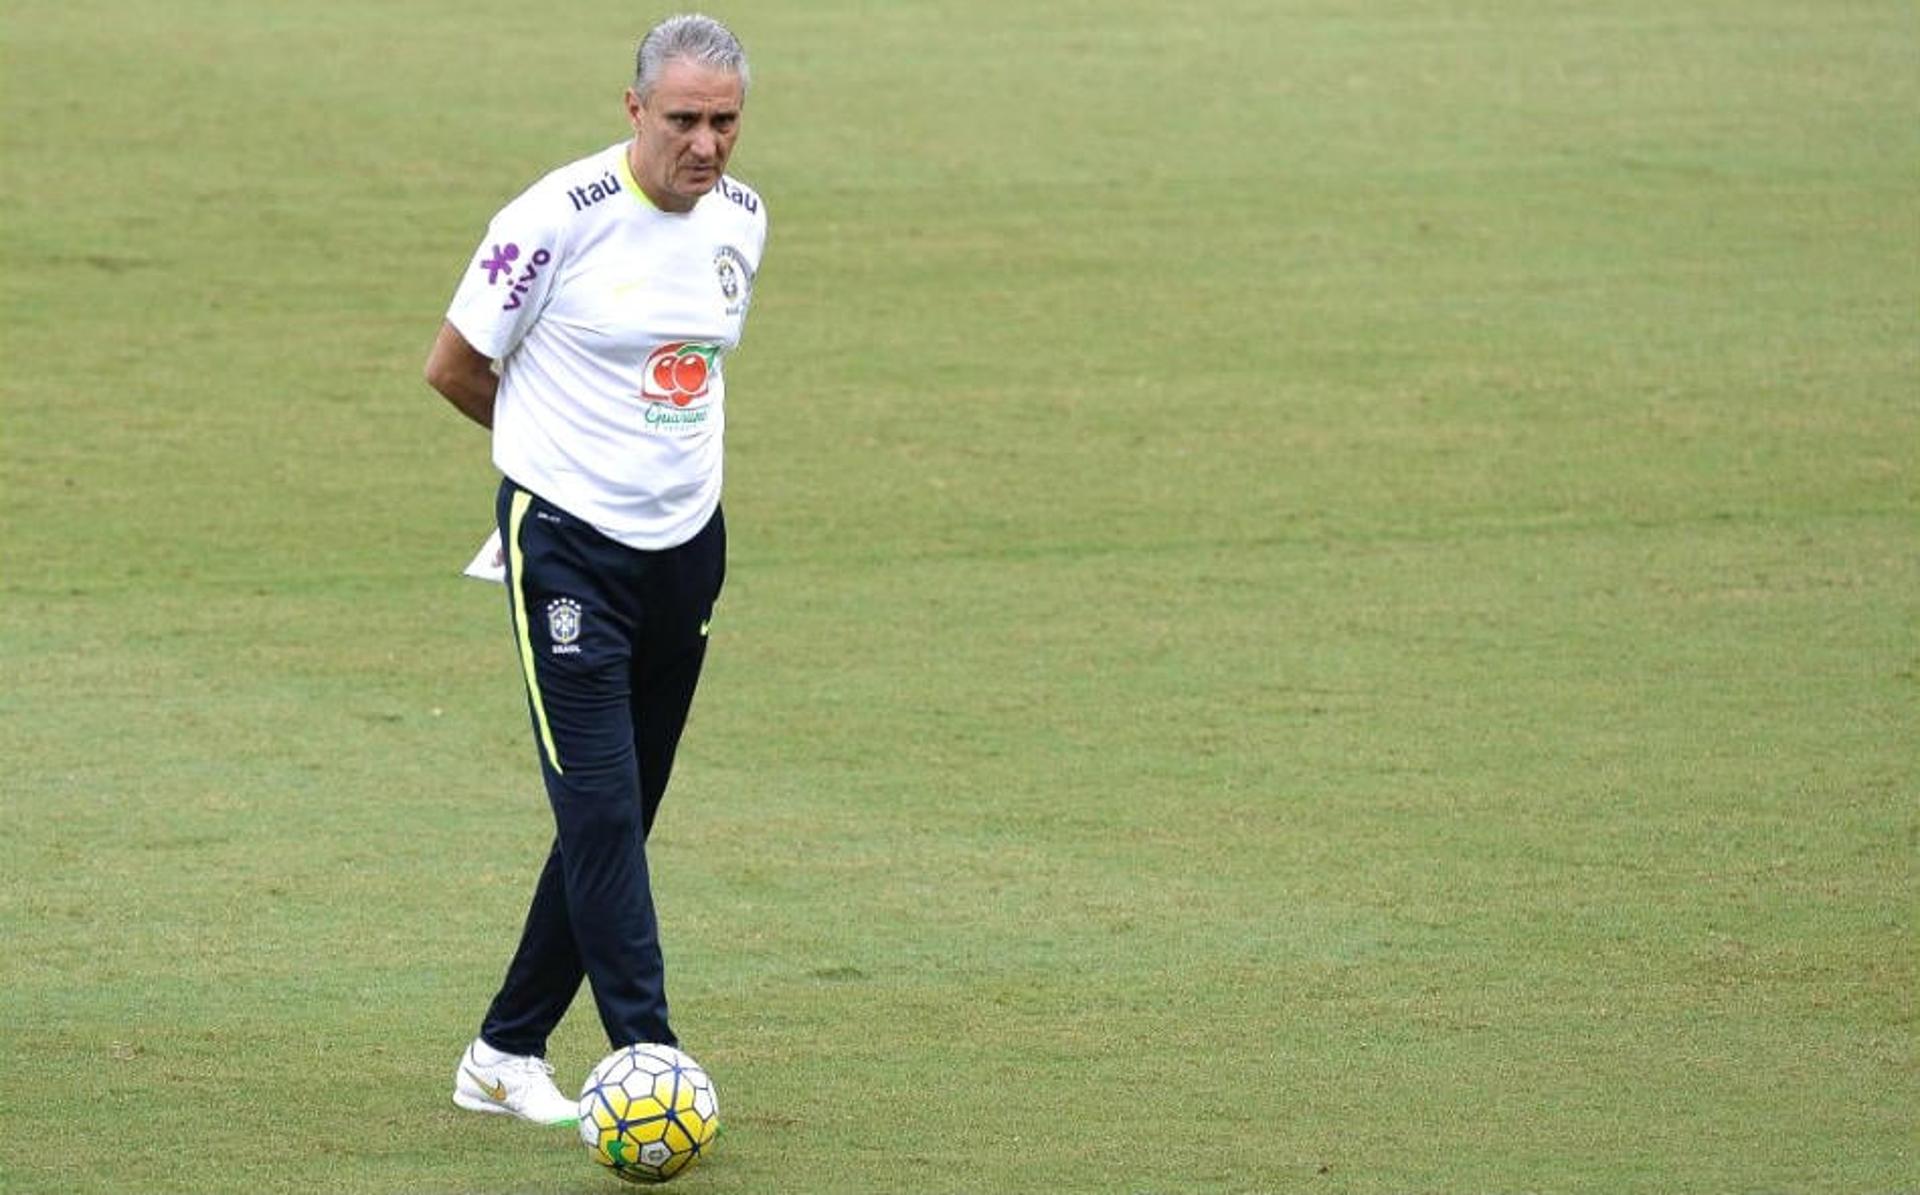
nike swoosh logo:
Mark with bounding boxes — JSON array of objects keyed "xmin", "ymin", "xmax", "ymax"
[
  {"xmin": 464, "ymin": 1067, "xmax": 508, "ymax": 1103},
  {"xmin": 699, "ymin": 619, "xmax": 711, "ymax": 637}
]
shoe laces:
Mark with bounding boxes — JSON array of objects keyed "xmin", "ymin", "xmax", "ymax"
[{"xmin": 499, "ymin": 1054, "xmax": 557, "ymax": 1081}]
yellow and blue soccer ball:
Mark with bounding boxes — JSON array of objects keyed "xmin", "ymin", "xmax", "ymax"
[{"xmin": 577, "ymin": 1044, "xmax": 719, "ymax": 1184}]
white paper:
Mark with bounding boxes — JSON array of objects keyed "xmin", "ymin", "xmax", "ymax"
[{"xmin": 463, "ymin": 528, "xmax": 506, "ymax": 584}]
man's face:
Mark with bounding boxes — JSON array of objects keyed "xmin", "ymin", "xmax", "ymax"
[{"xmin": 625, "ymin": 59, "xmax": 744, "ymax": 212}]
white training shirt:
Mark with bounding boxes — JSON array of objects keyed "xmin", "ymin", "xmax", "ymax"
[{"xmin": 446, "ymin": 141, "xmax": 768, "ymax": 550}]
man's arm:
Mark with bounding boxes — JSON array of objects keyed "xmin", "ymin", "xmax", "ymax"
[{"xmin": 424, "ymin": 321, "xmax": 498, "ymax": 430}]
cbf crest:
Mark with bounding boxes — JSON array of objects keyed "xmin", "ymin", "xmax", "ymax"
[
  {"xmin": 714, "ymin": 246, "xmax": 752, "ymax": 316},
  {"xmin": 547, "ymin": 597, "xmax": 583, "ymax": 654}
]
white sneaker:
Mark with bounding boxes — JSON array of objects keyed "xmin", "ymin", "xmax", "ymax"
[{"xmin": 452, "ymin": 1039, "xmax": 578, "ymax": 1125}]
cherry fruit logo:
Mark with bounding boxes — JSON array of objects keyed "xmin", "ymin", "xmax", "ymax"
[{"xmin": 641, "ymin": 342, "xmax": 719, "ymax": 407}]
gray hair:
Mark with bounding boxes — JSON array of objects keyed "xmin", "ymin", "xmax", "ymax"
[{"xmin": 633, "ymin": 14, "xmax": 750, "ymax": 100}]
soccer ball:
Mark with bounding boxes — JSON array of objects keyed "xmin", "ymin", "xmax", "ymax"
[{"xmin": 577, "ymin": 1044, "xmax": 720, "ymax": 1183}]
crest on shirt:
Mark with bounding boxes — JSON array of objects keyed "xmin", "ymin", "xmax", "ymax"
[
  {"xmin": 546, "ymin": 598, "xmax": 583, "ymax": 651},
  {"xmin": 714, "ymin": 246, "xmax": 752, "ymax": 316}
]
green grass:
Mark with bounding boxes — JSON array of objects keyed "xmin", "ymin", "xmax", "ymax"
[{"xmin": 2, "ymin": 1, "xmax": 1914, "ymax": 1191}]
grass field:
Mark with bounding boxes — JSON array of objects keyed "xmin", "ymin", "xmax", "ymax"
[{"xmin": 2, "ymin": 1, "xmax": 1915, "ymax": 1191}]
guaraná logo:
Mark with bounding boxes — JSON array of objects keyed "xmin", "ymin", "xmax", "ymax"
[{"xmin": 639, "ymin": 342, "xmax": 720, "ymax": 408}]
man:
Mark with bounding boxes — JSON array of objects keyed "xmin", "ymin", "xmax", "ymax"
[{"xmin": 423, "ymin": 13, "xmax": 766, "ymax": 1126}]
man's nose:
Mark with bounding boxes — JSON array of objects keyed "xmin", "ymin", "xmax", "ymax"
[{"xmin": 690, "ymin": 127, "xmax": 718, "ymax": 159}]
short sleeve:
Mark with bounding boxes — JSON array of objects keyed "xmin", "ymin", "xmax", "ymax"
[
  {"xmin": 750, "ymin": 192, "xmax": 769, "ymax": 270},
  {"xmin": 445, "ymin": 191, "xmax": 566, "ymax": 361}
]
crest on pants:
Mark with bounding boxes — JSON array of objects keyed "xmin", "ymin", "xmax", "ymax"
[{"xmin": 547, "ymin": 597, "xmax": 583, "ymax": 647}]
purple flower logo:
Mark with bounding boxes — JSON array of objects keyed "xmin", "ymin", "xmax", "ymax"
[{"xmin": 480, "ymin": 243, "xmax": 520, "ymax": 285}]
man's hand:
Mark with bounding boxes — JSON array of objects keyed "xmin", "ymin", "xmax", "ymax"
[{"xmin": 424, "ymin": 321, "xmax": 499, "ymax": 429}]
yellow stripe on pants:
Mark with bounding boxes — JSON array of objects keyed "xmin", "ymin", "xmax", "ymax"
[{"xmin": 507, "ymin": 489, "xmax": 564, "ymax": 774}]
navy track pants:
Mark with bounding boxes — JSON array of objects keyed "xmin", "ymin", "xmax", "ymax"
[{"xmin": 478, "ymin": 478, "xmax": 724, "ymax": 1056}]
